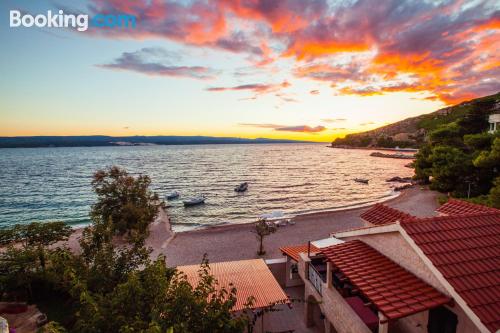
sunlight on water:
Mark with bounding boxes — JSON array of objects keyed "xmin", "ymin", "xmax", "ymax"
[{"xmin": 0, "ymin": 144, "xmax": 413, "ymax": 231}]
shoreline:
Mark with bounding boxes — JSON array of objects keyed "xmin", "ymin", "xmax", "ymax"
[
  {"xmin": 64, "ymin": 186, "xmax": 437, "ymax": 267},
  {"xmin": 68, "ymin": 189, "xmax": 403, "ymax": 237},
  {"xmin": 329, "ymin": 146, "xmax": 418, "ymax": 152},
  {"xmin": 175, "ymin": 190, "xmax": 403, "ymax": 235},
  {"xmin": 163, "ymin": 186, "xmax": 438, "ymax": 266}
]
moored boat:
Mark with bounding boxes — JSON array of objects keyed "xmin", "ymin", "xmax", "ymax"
[
  {"xmin": 183, "ymin": 195, "xmax": 205, "ymax": 207},
  {"xmin": 234, "ymin": 182, "xmax": 248, "ymax": 192},
  {"xmin": 166, "ymin": 191, "xmax": 180, "ymax": 200}
]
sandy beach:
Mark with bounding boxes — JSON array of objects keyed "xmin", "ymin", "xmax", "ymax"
[{"xmin": 66, "ymin": 186, "xmax": 439, "ymax": 266}]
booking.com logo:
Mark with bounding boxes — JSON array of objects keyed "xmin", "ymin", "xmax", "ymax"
[{"xmin": 9, "ymin": 10, "xmax": 136, "ymax": 31}]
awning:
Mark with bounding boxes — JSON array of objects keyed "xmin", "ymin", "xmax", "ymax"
[{"xmin": 178, "ymin": 259, "xmax": 289, "ymax": 311}]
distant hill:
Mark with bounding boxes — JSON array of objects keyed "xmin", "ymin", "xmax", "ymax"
[
  {"xmin": 332, "ymin": 92, "xmax": 500, "ymax": 148},
  {"xmin": 0, "ymin": 135, "xmax": 313, "ymax": 148}
]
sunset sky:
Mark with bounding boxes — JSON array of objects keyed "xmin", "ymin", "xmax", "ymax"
[{"xmin": 0, "ymin": 0, "xmax": 499, "ymax": 142}]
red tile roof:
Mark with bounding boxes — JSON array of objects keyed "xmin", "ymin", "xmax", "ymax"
[
  {"xmin": 401, "ymin": 213, "xmax": 500, "ymax": 332},
  {"xmin": 360, "ymin": 203, "xmax": 413, "ymax": 225},
  {"xmin": 178, "ymin": 259, "xmax": 289, "ymax": 311},
  {"xmin": 280, "ymin": 244, "xmax": 319, "ymax": 261},
  {"xmin": 321, "ymin": 240, "xmax": 451, "ymax": 320},
  {"xmin": 436, "ymin": 198, "xmax": 499, "ymax": 216}
]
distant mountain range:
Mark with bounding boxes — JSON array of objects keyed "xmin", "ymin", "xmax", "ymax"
[
  {"xmin": 332, "ymin": 92, "xmax": 500, "ymax": 149},
  {"xmin": 0, "ymin": 135, "xmax": 313, "ymax": 148}
]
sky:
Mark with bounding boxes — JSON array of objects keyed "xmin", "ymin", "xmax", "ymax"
[{"xmin": 0, "ymin": 0, "xmax": 499, "ymax": 142}]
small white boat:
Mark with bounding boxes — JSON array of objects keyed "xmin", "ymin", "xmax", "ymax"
[
  {"xmin": 166, "ymin": 191, "xmax": 180, "ymax": 200},
  {"xmin": 234, "ymin": 182, "xmax": 248, "ymax": 192},
  {"xmin": 183, "ymin": 195, "xmax": 205, "ymax": 207},
  {"xmin": 354, "ymin": 178, "xmax": 369, "ymax": 184}
]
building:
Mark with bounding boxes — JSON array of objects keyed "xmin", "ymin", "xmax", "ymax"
[
  {"xmin": 360, "ymin": 203, "xmax": 413, "ymax": 226},
  {"xmin": 281, "ymin": 204, "xmax": 500, "ymax": 333},
  {"xmin": 436, "ymin": 198, "xmax": 500, "ymax": 216},
  {"xmin": 177, "ymin": 258, "xmax": 317, "ymax": 332},
  {"xmin": 488, "ymin": 113, "xmax": 500, "ymax": 133}
]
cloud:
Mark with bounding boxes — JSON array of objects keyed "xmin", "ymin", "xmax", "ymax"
[
  {"xmin": 275, "ymin": 125, "xmax": 326, "ymax": 133},
  {"xmin": 238, "ymin": 123, "xmax": 327, "ymax": 133},
  {"xmin": 359, "ymin": 122, "xmax": 375, "ymax": 126},
  {"xmin": 86, "ymin": 0, "xmax": 500, "ymax": 104},
  {"xmin": 322, "ymin": 118, "xmax": 347, "ymax": 123},
  {"xmin": 98, "ymin": 47, "xmax": 217, "ymax": 79},
  {"xmin": 206, "ymin": 81, "xmax": 291, "ymax": 96},
  {"xmin": 238, "ymin": 123, "xmax": 282, "ymax": 129}
]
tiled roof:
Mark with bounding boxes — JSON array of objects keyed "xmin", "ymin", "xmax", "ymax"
[
  {"xmin": 280, "ymin": 244, "xmax": 319, "ymax": 261},
  {"xmin": 178, "ymin": 259, "xmax": 288, "ymax": 311},
  {"xmin": 321, "ymin": 240, "xmax": 451, "ymax": 320},
  {"xmin": 401, "ymin": 213, "xmax": 500, "ymax": 332},
  {"xmin": 436, "ymin": 198, "xmax": 499, "ymax": 216},
  {"xmin": 360, "ymin": 203, "xmax": 413, "ymax": 225}
]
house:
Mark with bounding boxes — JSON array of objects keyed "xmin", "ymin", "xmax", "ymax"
[
  {"xmin": 436, "ymin": 198, "xmax": 499, "ymax": 216},
  {"xmin": 178, "ymin": 258, "xmax": 319, "ymax": 333},
  {"xmin": 281, "ymin": 205, "xmax": 500, "ymax": 333},
  {"xmin": 360, "ymin": 203, "xmax": 413, "ymax": 226},
  {"xmin": 488, "ymin": 113, "xmax": 500, "ymax": 133}
]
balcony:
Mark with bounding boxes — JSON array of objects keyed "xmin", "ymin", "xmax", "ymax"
[{"xmin": 307, "ymin": 258, "xmax": 326, "ymax": 295}]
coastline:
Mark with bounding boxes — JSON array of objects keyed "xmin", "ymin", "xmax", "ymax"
[
  {"xmin": 64, "ymin": 186, "xmax": 438, "ymax": 266},
  {"xmin": 163, "ymin": 186, "xmax": 438, "ymax": 266},
  {"xmin": 329, "ymin": 146, "xmax": 418, "ymax": 152}
]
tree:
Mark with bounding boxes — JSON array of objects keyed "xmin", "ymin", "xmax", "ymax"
[
  {"xmin": 48, "ymin": 216, "xmax": 249, "ymax": 332},
  {"xmin": 37, "ymin": 322, "xmax": 67, "ymax": 333},
  {"xmin": 0, "ymin": 222, "xmax": 72, "ymax": 270},
  {"xmin": 252, "ymin": 219, "xmax": 276, "ymax": 256},
  {"xmin": 0, "ymin": 221, "xmax": 72, "ymax": 301},
  {"xmin": 488, "ymin": 177, "xmax": 500, "ymax": 208},
  {"xmin": 429, "ymin": 146, "xmax": 473, "ymax": 195},
  {"xmin": 473, "ymin": 137, "xmax": 500, "ymax": 169},
  {"xmin": 91, "ymin": 166, "xmax": 163, "ymax": 237},
  {"xmin": 413, "ymin": 143, "xmax": 433, "ymax": 182}
]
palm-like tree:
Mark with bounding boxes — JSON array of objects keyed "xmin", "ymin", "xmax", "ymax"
[{"xmin": 252, "ymin": 218, "xmax": 277, "ymax": 256}]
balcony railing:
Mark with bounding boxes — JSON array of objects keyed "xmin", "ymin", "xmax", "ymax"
[{"xmin": 308, "ymin": 263, "xmax": 323, "ymax": 295}]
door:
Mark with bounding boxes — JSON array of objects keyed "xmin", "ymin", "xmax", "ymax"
[{"xmin": 428, "ymin": 306, "xmax": 458, "ymax": 333}]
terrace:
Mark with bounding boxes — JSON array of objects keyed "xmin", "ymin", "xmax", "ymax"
[{"xmin": 300, "ymin": 240, "xmax": 451, "ymax": 333}]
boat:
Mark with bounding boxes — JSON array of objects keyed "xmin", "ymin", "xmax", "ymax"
[
  {"xmin": 234, "ymin": 182, "xmax": 248, "ymax": 192},
  {"xmin": 354, "ymin": 178, "xmax": 369, "ymax": 184},
  {"xmin": 166, "ymin": 191, "xmax": 180, "ymax": 200},
  {"xmin": 183, "ymin": 195, "xmax": 205, "ymax": 207}
]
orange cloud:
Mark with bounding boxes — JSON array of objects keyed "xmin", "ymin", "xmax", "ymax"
[{"xmin": 89, "ymin": 0, "xmax": 500, "ymax": 105}]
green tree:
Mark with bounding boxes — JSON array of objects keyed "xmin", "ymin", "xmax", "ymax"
[
  {"xmin": 37, "ymin": 321, "xmax": 67, "ymax": 333},
  {"xmin": 0, "ymin": 222, "xmax": 71, "ymax": 300},
  {"xmin": 252, "ymin": 218, "xmax": 277, "ymax": 256},
  {"xmin": 473, "ymin": 137, "xmax": 500, "ymax": 169},
  {"xmin": 413, "ymin": 144, "xmax": 433, "ymax": 182},
  {"xmin": 0, "ymin": 222, "xmax": 72, "ymax": 270},
  {"xmin": 464, "ymin": 132, "xmax": 494, "ymax": 151},
  {"xmin": 0, "ymin": 246, "xmax": 38, "ymax": 300},
  {"xmin": 428, "ymin": 122, "xmax": 462, "ymax": 146},
  {"xmin": 488, "ymin": 177, "xmax": 500, "ymax": 208},
  {"xmin": 91, "ymin": 166, "xmax": 163, "ymax": 237},
  {"xmin": 429, "ymin": 146, "xmax": 473, "ymax": 195}
]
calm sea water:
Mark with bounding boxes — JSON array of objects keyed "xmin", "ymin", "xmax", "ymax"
[{"xmin": 0, "ymin": 144, "xmax": 413, "ymax": 231}]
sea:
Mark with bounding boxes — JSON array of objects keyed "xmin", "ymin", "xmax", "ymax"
[{"xmin": 0, "ymin": 144, "xmax": 414, "ymax": 232}]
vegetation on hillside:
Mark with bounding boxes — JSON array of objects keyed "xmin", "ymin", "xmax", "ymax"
[
  {"xmin": 413, "ymin": 96, "xmax": 500, "ymax": 206},
  {"xmin": 332, "ymin": 92, "xmax": 499, "ymax": 149},
  {"xmin": 0, "ymin": 167, "xmax": 251, "ymax": 332}
]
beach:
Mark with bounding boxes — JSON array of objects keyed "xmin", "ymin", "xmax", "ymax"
[{"xmin": 65, "ymin": 186, "xmax": 439, "ymax": 266}]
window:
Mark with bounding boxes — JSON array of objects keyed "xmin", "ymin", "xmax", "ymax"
[{"xmin": 427, "ymin": 306, "xmax": 458, "ymax": 333}]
